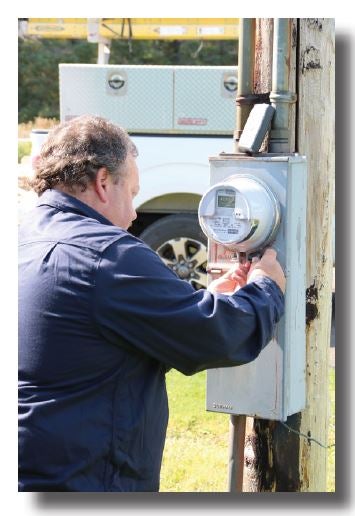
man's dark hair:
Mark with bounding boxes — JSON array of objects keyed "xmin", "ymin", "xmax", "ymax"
[{"xmin": 31, "ymin": 115, "xmax": 138, "ymax": 194}]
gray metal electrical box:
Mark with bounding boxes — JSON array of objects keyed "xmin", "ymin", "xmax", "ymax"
[
  {"xmin": 201, "ymin": 154, "xmax": 307, "ymax": 421},
  {"xmin": 59, "ymin": 64, "xmax": 237, "ymax": 134}
]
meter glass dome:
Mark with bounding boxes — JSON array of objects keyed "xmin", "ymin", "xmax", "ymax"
[{"xmin": 198, "ymin": 174, "xmax": 280, "ymax": 252}]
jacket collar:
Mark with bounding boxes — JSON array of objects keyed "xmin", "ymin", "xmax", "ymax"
[{"xmin": 36, "ymin": 189, "xmax": 114, "ymax": 227}]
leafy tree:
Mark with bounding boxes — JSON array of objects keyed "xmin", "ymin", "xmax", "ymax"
[
  {"xmin": 19, "ymin": 38, "xmax": 96, "ymax": 122},
  {"xmin": 109, "ymin": 39, "xmax": 238, "ymax": 66}
]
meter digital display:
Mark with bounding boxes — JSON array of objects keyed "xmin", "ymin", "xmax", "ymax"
[
  {"xmin": 217, "ymin": 191, "xmax": 235, "ymax": 208},
  {"xmin": 198, "ymin": 174, "xmax": 281, "ymax": 252}
]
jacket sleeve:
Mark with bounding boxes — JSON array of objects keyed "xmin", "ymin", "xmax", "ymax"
[{"xmin": 93, "ymin": 234, "xmax": 284, "ymax": 375}]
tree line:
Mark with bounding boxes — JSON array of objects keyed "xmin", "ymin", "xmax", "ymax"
[{"xmin": 19, "ymin": 37, "xmax": 238, "ymax": 123}]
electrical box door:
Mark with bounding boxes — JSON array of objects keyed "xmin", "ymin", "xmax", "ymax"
[{"xmin": 198, "ymin": 154, "xmax": 307, "ymax": 421}]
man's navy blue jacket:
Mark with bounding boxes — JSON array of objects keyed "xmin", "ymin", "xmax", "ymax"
[{"xmin": 18, "ymin": 189, "xmax": 284, "ymax": 492}]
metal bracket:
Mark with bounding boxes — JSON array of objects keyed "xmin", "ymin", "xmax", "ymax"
[{"xmin": 236, "ymin": 92, "xmax": 270, "ymax": 106}]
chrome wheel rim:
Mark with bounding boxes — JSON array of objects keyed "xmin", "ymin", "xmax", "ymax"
[{"xmin": 156, "ymin": 237, "xmax": 207, "ymax": 290}]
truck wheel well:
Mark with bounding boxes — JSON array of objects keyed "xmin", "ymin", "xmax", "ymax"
[
  {"xmin": 129, "ymin": 212, "xmax": 169, "ymax": 238},
  {"xmin": 129, "ymin": 193, "xmax": 201, "ymax": 238}
]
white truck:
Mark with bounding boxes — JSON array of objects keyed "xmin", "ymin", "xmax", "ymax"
[{"xmin": 59, "ymin": 64, "xmax": 238, "ymax": 290}]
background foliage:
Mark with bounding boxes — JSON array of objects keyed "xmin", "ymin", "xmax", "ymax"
[{"xmin": 18, "ymin": 38, "xmax": 238, "ymax": 123}]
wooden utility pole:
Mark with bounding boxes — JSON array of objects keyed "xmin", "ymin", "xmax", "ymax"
[
  {"xmin": 297, "ymin": 17, "xmax": 335, "ymax": 491},
  {"xmin": 242, "ymin": 18, "xmax": 334, "ymax": 492}
]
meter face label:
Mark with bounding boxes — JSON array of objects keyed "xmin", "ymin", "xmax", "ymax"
[{"xmin": 208, "ymin": 219, "xmax": 249, "ymax": 243}]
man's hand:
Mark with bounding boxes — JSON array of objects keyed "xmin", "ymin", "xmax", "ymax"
[
  {"xmin": 208, "ymin": 261, "xmax": 251, "ymax": 294},
  {"xmin": 247, "ymin": 248, "xmax": 286, "ymax": 294}
]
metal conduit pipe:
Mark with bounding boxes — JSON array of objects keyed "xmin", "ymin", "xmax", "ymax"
[
  {"xmin": 234, "ymin": 19, "xmax": 256, "ymax": 151},
  {"xmin": 269, "ymin": 18, "xmax": 297, "ymax": 153}
]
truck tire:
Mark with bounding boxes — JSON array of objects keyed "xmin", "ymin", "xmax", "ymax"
[{"xmin": 139, "ymin": 214, "xmax": 208, "ymax": 290}]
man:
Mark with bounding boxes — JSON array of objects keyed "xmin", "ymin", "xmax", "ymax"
[{"xmin": 18, "ymin": 115, "xmax": 285, "ymax": 492}]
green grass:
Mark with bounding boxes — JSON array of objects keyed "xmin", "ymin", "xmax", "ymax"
[
  {"xmin": 160, "ymin": 370, "xmax": 229, "ymax": 492},
  {"xmin": 160, "ymin": 367, "xmax": 336, "ymax": 492}
]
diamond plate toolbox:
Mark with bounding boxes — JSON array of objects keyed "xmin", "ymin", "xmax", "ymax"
[{"xmin": 59, "ymin": 64, "xmax": 237, "ymax": 135}]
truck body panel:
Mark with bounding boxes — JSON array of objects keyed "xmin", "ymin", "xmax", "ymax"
[{"xmin": 132, "ymin": 135, "xmax": 234, "ymax": 211}]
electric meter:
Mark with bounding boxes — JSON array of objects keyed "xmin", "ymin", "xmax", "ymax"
[{"xmin": 198, "ymin": 174, "xmax": 281, "ymax": 253}]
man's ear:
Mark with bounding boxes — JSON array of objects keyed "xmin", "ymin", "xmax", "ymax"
[{"xmin": 93, "ymin": 167, "xmax": 110, "ymax": 203}]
